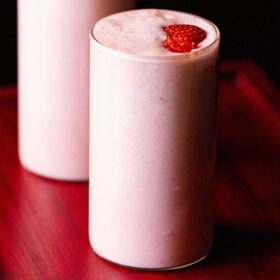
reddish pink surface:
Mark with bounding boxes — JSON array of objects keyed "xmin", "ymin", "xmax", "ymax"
[{"xmin": 0, "ymin": 60, "xmax": 280, "ymax": 279}]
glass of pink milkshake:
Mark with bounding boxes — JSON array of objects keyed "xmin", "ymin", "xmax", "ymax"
[
  {"xmin": 89, "ymin": 9, "xmax": 220, "ymax": 270},
  {"xmin": 18, "ymin": 0, "xmax": 136, "ymax": 181}
]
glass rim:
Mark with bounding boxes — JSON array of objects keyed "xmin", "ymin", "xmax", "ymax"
[{"xmin": 89, "ymin": 9, "xmax": 220, "ymax": 62}]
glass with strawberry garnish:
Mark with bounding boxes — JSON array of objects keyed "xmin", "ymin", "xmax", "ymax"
[{"xmin": 89, "ymin": 9, "xmax": 220, "ymax": 270}]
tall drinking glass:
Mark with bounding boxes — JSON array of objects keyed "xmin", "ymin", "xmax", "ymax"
[
  {"xmin": 89, "ymin": 9, "xmax": 220, "ymax": 270},
  {"xmin": 18, "ymin": 0, "xmax": 136, "ymax": 180}
]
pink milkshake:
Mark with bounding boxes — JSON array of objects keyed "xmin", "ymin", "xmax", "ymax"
[
  {"xmin": 89, "ymin": 9, "xmax": 220, "ymax": 269},
  {"xmin": 18, "ymin": 0, "xmax": 136, "ymax": 181}
]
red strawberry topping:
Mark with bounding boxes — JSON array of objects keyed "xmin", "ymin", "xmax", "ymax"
[{"xmin": 163, "ymin": 24, "xmax": 207, "ymax": 53}]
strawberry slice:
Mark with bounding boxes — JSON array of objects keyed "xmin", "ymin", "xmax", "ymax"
[{"xmin": 163, "ymin": 24, "xmax": 207, "ymax": 53}]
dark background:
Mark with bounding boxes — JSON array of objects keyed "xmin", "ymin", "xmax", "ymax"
[{"xmin": 0, "ymin": 0, "xmax": 279, "ymax": 87}]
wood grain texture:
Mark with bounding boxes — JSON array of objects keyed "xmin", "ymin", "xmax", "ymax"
[{"xmin": 0, "ymin": 61, "xmax": 279, "ymax": 279}]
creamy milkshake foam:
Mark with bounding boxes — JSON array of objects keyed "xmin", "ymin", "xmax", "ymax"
[
  {"xmin": 93, "ymin": 9, "xmax": 217, "ymax": 57},
  {"xmin": 89, "ymin": 9, "xmax": 220, "ymax": 270}
]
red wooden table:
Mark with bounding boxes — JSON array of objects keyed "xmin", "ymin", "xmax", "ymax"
[{"xmin": 0, "ymin": 61, "xmax": 280, "ymax": 279}]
